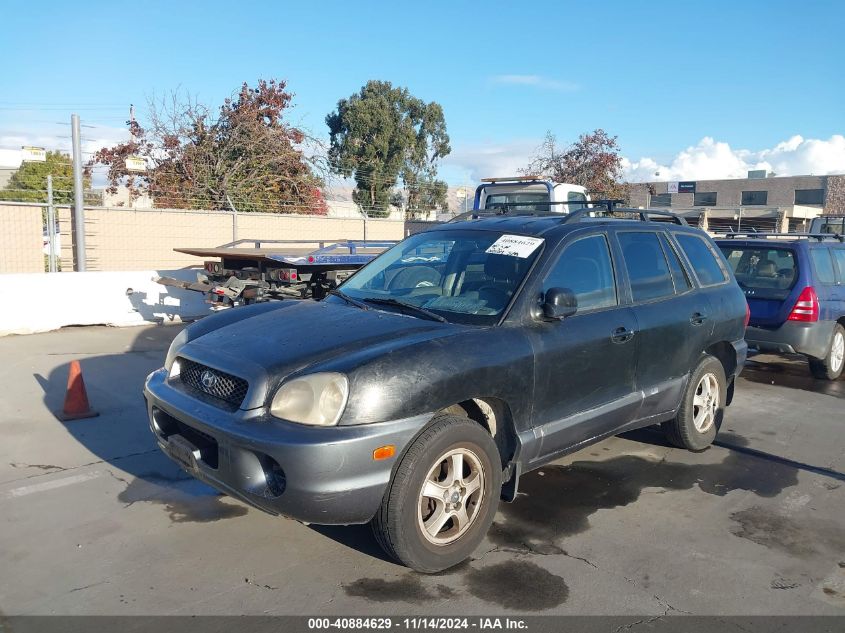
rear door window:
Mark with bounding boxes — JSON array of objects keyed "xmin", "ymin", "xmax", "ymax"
[
  {"xmin": 718, "ymin": 246, "xmax": 797, "ymax": 300},
  {"xmin": 660, "ymin": 234, "xmax": 692, "ymax": 292},
  {"xmin": 811, "ymin": 248, "xmax": 836, "ymax": 285},
  {"xmin": 676, "ymin": 234, "xmax": 728, "ymax": 286},
  {"xmin": 618, "ymin": 232, "xmax": 675, "ymax": 302},
  {"xmin": 832, "ymin": 249, "xmax": 845, "ymax": 283}
]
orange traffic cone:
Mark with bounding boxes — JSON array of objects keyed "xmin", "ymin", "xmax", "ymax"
[{"xmin": 58, "ymin": 360, "xmax": 99, "ymax": 421}]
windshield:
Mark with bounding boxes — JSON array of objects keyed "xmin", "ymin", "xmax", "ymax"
[
  {"xmin": 336, "ymin": 229, "xmax": 543, "ymax": 325},
  {"xmin": 718, "ymin": 245, "xmax": 798, "ymax": 300}
]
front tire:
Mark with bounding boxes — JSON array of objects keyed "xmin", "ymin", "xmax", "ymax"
[
  {"xmin": 808, "ymin": 323, "xmax": 845, "ymax": 381},
  {"xmin": 662, "ymin": 355, "xmax": 726, "ymax": 452},
  {"xmin": 371, "ymin": 414, "xmax": 501, "ymax": 573}
]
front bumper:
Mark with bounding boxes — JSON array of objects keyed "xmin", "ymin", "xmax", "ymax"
[
  {"xmin": 144, "ymin": 368, "xmax": 430, "ymax": 525},
  {"xmin": 745, "ymin": 320, "xmax": 835, "ymax": 360}
]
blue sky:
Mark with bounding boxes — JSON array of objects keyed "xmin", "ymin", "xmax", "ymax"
[{"xmin": 1, "ymin": 0, "xmax": 844, "ymax": 183}]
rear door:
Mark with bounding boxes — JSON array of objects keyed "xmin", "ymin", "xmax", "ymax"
[
  {"xmin": 717, "ymin": 241, "xmax": 800, "ymax": 326},
  {"xmin": 616, "ymin": 230, "xmax": 714, "ymax": 417}
]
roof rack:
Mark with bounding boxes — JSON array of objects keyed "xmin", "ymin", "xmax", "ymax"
[
  {"xmin": 486, "ymin": 199, "xmax": 624, "ymax": 213},
  {"xmin": 563, "ymin": 206, "xmax": 689, "ymax": 226},
  {"xmin": 479, "ymin": 175, "xmax": 544, "ymax": 183},
  {"xmin": 448, "ymin": 201, "xmax": 688, "ymax": 226},
  {"xmin": 721, "ymin": 232, "xmax": 844, "ymax": 242}
]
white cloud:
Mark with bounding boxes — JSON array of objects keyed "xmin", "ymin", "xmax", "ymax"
[
  {"xmin": 442, "ymin": 134, "xmax": 845, "ymax": 188},
  {"xmin": 490, "ymin": 74, "xmax": 580, "ymax": 92},
  {"xmin": 440, "ymin": 139, "xmax": 537, "ymax": 183},
  {"xmin": 0, "ymin": 126, "xmax": 130, "ymax": 169},
  {"xmin": 0, "ymin": 126, "xmax": 131, "ymax": 186},
  {"xmin": 622, "ymin": 135, "xmax": 845, "ymax": 182}
]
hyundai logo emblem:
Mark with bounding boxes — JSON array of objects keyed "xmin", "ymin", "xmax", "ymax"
[{"xmin": 200, "ymin": 370, "xmax": 218, "ymax": 390}]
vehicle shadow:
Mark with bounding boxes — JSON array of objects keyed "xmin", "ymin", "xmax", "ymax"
[
  {"xmin": 33, "ymin": 325, "xmax": 250, "ymax": 525},
  {"xmin": 740, "ymin": 354, "xmax": 845, "ymax": 399},
  {"xmin": 309, "ymin": 524, "xmax": 396, "ymax": 565}
]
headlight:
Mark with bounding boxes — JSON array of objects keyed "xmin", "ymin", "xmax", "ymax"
[
  {"xmin": 165, "ymin": 328, "xmax": 189, "ymax": 377},
  {"xmin": 270, "ymin": 373, "xmax": 349, "ymax": 426}
]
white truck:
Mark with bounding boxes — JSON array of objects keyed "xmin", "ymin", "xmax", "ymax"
[{"xmin": 472, "ymin": 176, "xmax": 590, "ymax": 213}]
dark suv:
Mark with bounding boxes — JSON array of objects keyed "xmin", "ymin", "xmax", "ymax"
[
  {"xmin": 144, "ymin": 208, "xmax": 748, "ymax": 573},
  {"xmin": 716, "ymin": 233, "xmax": 845, "ymax": 380}
]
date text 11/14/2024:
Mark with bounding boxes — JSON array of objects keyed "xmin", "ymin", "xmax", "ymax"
[{"xmin": 307, "ymin": 617, "xmax": 528, "ymax": 630}]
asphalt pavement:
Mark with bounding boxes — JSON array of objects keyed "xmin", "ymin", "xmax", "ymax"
[{"xmin": 0, "ymin": 324, "xmax": 843, "ymax": 616}]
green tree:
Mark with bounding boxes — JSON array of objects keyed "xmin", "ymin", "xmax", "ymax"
[
  {"xmin": 0, "ymin": 151, "xmax": 89, "ymax": 204},
  {"xmin": 326, "ymin": 80, "xmax": 450, "ymax": 214}
]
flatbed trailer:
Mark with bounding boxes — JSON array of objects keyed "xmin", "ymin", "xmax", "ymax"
[{"xmin": 156, "ymin": 238, "xmax": 397, "ymax": 307}]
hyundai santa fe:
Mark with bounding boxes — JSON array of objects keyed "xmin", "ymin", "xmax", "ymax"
[{"xmin": 144, "ymin": 207, "xmax": 748, "ymax": 572}]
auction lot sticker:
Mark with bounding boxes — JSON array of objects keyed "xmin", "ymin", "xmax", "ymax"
[{"xmin": 485, "ymin": 235, "xmax": 544, "ymax": 258}]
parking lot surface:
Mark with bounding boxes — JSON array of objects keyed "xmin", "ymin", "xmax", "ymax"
[{"xmin": 1, "ymin": 324, "xmax": 843, "ymax": 616}]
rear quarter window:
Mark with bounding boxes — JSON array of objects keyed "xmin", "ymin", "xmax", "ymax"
[
  {"xmin": 810, "ymin": 248, "xmax": 836, "ymax": 285},
  {"xmin": 676, "ymin": 234, "xmax": 728, "ymax": 286},
  {"xmin": 832, "ymin": 248, "xmax": 845, "ymax": 281}
]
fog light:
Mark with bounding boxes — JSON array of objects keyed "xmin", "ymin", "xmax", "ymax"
[{"xmin": 257, "ymin": 454, "xmax": 286, "ymax": 497}]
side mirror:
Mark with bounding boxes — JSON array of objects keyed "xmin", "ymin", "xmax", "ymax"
[{"xmin": 542, "ymin": 287, "xmax": 577, "ymax": 320}]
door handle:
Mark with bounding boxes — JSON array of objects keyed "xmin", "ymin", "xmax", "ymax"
[
  {"xmin": 611, "ymin": 326, "xmax": 635, "ymax": 344},
  {"xmin": 690, "ymin": 312, "xmax": 708, "ymax": 326}
]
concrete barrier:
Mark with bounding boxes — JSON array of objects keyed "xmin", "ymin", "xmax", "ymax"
[{"xmin": 0, "ymin": 269, "xmax": 215, "ymax": 336}]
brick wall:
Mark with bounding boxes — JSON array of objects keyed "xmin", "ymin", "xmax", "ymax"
[{"xmin": 0, "ymin": 204, "xmax": 44, "ymax": 273}]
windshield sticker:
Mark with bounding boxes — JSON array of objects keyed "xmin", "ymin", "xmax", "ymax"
[{"xmin": 485, "ymin": 234, "xmax": 544, "ymax": 258}]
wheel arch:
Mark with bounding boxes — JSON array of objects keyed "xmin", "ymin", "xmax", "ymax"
[
  {"xmin": 704, "ymin": 341, "xmax": 736, "ymax": 382},
  {"xmin": 438, "ymin": 398, "xmax": 518, "ymax": 469}
]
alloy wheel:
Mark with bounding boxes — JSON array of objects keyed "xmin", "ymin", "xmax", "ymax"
[
  {"xmin": 417, "ymin": 448, "xmax": 485, "ymax": 545},
  {"xmin": 692, "ymin": 373, "xmax": 719, "ymax": 433}
]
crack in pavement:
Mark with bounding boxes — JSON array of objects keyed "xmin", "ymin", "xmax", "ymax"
[
  {"xmin": 105, "ymin": 469, "xmax": 131, "ymax": 487},
  {"xmin": 473, "ymin": 541, "xmax": 599, "ymax": 569},
  {"xmin": 614, "ymin": 607, "xmax": 671, "ymax": 633},
  {"xmin": 68, "ymin": 580, "xmax": 109, "ymax": 594},
  {"xmin": 9, "ymin": 463, "xmax": 65, "ymax": 472},
  {"xmin": 244, "ymin": 577, "xmax": 279, "ymax": 591},
  {"xmin": 2, "ymin": 449, "xmax": 160, "ymax": 485}
]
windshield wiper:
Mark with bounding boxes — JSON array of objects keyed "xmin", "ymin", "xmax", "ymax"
[
  {"xmin": 328, "ymin": 288, "xmax": 370, "ymax": 311},
  {"xmin": 361, "ymin": 297, "xmax": 448, "ymax": 323}
]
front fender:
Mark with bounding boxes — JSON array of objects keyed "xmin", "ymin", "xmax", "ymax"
[{"xmin": 337, "ymin": 326, "xmax": 535, "ymax": 431}]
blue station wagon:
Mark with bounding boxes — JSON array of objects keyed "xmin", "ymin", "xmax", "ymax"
[{"xmin": 716, "ymin": 233, "xmax": 845, "ymax": 380}]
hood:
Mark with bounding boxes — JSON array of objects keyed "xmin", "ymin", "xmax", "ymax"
[{"xmin": 184, "ymin": 299, "xmax": 462, "ymax": 381}]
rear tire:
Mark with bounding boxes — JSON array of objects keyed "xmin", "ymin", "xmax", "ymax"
[
  {"xmin": 808, "ymin": 324, "xmax": 845, "ymax": 381},
  {"xmin": 662, "ymin": 355, "xmax": 726, "ymax": 452},
  {"xmin": 371, "ymin": 414, "xmax": 501, "ymax": 573}
]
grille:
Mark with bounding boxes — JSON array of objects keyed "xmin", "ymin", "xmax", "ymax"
[{"xmin": 178, "ymin": 358, "xmax": 249, "ymax": 408}]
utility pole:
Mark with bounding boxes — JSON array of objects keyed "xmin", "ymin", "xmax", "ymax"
[
  {"xmin": 226, "ymin": 194, "xmax": 238, "ymax": 242},
  {"xmin": 46, "ymin": 175, "xmax": 57, "ymax": 272},
  {"xmin": 71, "ymin": 113, "xmax": 86, "ymax": 271}
]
